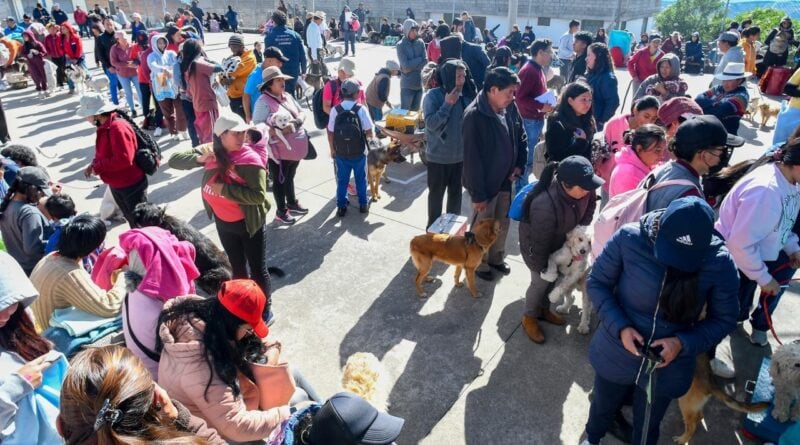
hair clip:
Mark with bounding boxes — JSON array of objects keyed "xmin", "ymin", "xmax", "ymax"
[{"xmin": 94, "ymin": 398, "xmax": 122, "ymax": 431}]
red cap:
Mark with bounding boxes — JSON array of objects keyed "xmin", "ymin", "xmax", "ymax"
[{"xmin": 218, "ymin": 279, "xmax": 269, "ymax": 338}]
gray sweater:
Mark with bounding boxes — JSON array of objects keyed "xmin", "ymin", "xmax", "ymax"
[
  {"xmin": 396, "ymin": 19, "xmax": 426, "ymax": 91},
  {"xmin": 0, "ymin": 200, "xmax": 50, "ymax": 274},
  {"xmin": 423, "ymin": 88, "xmax": 469, "ymax": 164}
]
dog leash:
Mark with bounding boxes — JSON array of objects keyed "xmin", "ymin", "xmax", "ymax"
[
  {"xmin": 759, "ymin": 261, "xmax": 800, "ymax": 345},
  {"xmin": 464, "ymin": 213, "xmax": 479, "ymax": 245}
]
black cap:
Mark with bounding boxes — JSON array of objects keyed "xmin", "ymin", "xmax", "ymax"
[
  {"xmin": 557, "ymin": 155, "xmax": 604, "ymax": 190},
  {"xmin": 17, "ymin": 166, "xmax": 52, "ymax": 197},
  {"xmin": 675, "ymin": 115, "xmax": 743, "ymax": 155},
  {"xmin": 263, "ymin": 46, "xmax": 289, "ymax": 62},
  {"xmin": 309, "ymin": 392, "xmax": 405, "ymax": 445}
]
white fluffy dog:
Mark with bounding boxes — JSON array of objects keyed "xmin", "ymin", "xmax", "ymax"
[
  {"xmin": 268, "ymin": 110, "xmax": 295, "ymax": 153},
  {"xmin": 769, "ymin": 341, "xmax": 800, "ymax": 423},
  {"xmin": 326, "ymin": 44, "xmax": 345, "ymax": 58},
  {"xmin": 541, "ymin": 225, "xmax": 593, "ymax": 334},
  {"xmin": 66, "ymin": 65, "xmax": 87, "ymax": 95},
  {"xmin": 341, "ymin": 352, "xmax": 390, "ymax": 411}
]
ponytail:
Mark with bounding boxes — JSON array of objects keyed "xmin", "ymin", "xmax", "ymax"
[{"xmin": 521, "ymin": 161, "xmax": 558, "ymax": 223}]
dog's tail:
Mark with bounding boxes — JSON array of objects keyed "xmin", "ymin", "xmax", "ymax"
[
  {"xmin": 709, "ymin": 385, "xmax": 770, "ymax": 413},
  {"xmin": 268, "ymin": 266, "xmax": 286, "ymax": 278}
]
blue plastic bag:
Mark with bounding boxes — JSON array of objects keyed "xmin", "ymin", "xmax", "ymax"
[{"xmin": 508, "ymin": 180, "xmax": 538, "ymax": 221}]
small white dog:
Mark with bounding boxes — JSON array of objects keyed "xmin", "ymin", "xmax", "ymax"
[
  {"xmin": 326, "ymin": 44, "xmax": 345, "ymax": 58},
  {"xmin": 341, "ymin": 352, "xmax": 390, "ymax": 411},
  {"xmin": 66, "ymin": 65, "xmax": 87, "ymax": 94},
  {"xmin": 541, "ymin": 225, "xmax": 593, "ymax": 334},
  {"xmin": 769, "ymin": 341, "xmax": 800, "ymax": 423},
  {"xmin": 269, "ymin": 110, "xmax": 295, "ymax": 152}
]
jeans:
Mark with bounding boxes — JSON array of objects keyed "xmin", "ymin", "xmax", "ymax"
[
  {"xmin": 426, "ymin": 161, "xmax": 462, "ymax": 228},
  {"xmin": 78, "ymin": 23, "xmax": 89, "ymax": 37},
  {"xmin": 400, "ymin": 88, "xmax": 422, "ymax": 111},
  {"xmin": 343, "ymin": 31, "xmax": 356, "ymax": 55},
  {"xmin": 104, "ymin": 68, "xmax": 120, "ymax": 105},
  {"xmin": 229, "ymin": 97, "xmax": 245, "ymax": 120},
  {"xmin": 368, "ymin": 105, "xmax": 383, "ymax": 122},
  {"xmin": 268, "ymin": 159, "xmax": 300, "ymax": 212},
  {"xmin": 0, "ymin": 98, "xmax": 10, "ymax": 143},
  {"xmin": 181, "ymin": 99, "xmax": 200, "ymax": 147},
  {"xmin": 737, "ymin": 251, "xmax": 795, "ymax": 331},
  {"xmin": 109, "ymin": 177, "xmax": 148, "ymax": 228},
  {"xmin": 515, "ymin": 118, "xmax": 544, "ymax": 192},
  {"xmin": 472, "ymin": 191, "xmax": 511, "ymax": 272},
  {"xmin": 335, "ymin": 155, "xmax": 367, "ymax": 208},
  {"xmin": 117, "ymin": 74, "xmax": 142, "ymax": 114},
  {"xmin": 585, "ymin": 373, "xmax": 672, "ymax": 445},
  {"xmin": 214, "ymin": 218, "xmax": 272, "ymax": 301}
]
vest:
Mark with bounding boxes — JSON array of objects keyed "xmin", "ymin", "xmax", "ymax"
[{"xmin": 366, "ymin": 72, "xmax": 390, "ymax": 108}]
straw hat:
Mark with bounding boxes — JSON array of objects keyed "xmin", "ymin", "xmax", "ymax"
[{"xmin": 257, "ymin": 66, "xmax": 294, "ymax": 91}]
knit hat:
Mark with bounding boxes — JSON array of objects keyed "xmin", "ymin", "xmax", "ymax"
[
  {"xmin": 228, "ymin": 34, "xmax": 244, "ymax": 47},
  {"xmin": 218, "ymin": 279, "xmax": 269, "ymax": 338},
  {"xmin": 385, "ymin": 60, "xmax": 400, "ymax": 71},
  {"xmin": 657, "ymin": 97, "xmax": 702, "ymax": 127},
  {"xmin": 654, "ymin": 197, "xmax": 716, "ymax": 272}
]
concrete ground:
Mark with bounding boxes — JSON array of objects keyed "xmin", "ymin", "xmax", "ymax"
[{"xmin": 3, "ymin": 32, "xmax": 798, "ymax": 444}]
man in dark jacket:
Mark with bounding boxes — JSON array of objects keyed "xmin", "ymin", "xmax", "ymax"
[
  {"xmin": 190, "ymin": 1, "xmax": 204, "ymax": 23},
  {"xmin": 396, "ymin": 19, "xmax": 426, "ymax": 111},
  {"xmin": 32, "ymin": 3, "xmax": 50, "ymax": 24},
  {"xmin": 353, "ymin": 3, "xmax": 369, "ymax": 41},
  {"xmin": 461, "ymin": 11, "xmax": 476, "ymax": 43},
  {"xmin": 95, "ymin": 19, "xmax": 120, "ymax": 105},
  {"xmin": 569, "ymin": 31, "xmax": 593, "ymax": 82},
  {"xmin": 265, "ymin": 11, "xmax": 307, "ymax": 95},
  {"xmin": 50, "ymin": 4, "xmax": 69, "ymax": 25},
  {"xmin": 462, "ymin": 38, "xmax": 490, "ymax": 89},
  {"xmin": 462, "ymin": 67, "xmax": 527, "ymax": 281}
]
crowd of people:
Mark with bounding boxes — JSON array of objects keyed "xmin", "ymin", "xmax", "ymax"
[{"xmin": 1, "ymin": 2, "xmax": 800, "ymax": 444}]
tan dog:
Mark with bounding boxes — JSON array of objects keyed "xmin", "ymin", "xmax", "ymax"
[
  {"xmin": 410, "ymin": 219, "xmax": 500, "ymax": 298},
  {"xmin": 367, "ymin": 139, "xmax": 406, "ymax": 202},
  {"xmin": 341, "ymin": 352, "xmax": 390, "ymax": 411},
  {"xmin": 673, "ymin": 354, "xmax": 769, "ymax": 444},
  {"xmin": 759, "ymin": 102, "xmax": 780, "ymax": 127}
]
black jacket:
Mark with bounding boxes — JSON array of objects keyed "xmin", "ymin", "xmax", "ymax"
[
  {"xmin": 545, "ymin": 115, "xmax": 593, "ymax": 162},
  {"xmin": 96, "ymin": 30, "xmax": 116, "ymax": 70},
  {"xmin": 462, "ymin": 91, "xmax": 527, "ymax": 203}
]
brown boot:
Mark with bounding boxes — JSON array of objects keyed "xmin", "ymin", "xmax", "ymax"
[
  {"xmin": 522, "ymin": 315, "xmax": 545, "ymax": 343},
  {"xmin": 539, "ymin": 310, "xmax": 567, "ymax": 326}
]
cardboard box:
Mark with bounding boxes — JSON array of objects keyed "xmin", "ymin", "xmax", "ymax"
[
  {"xmin": 386, "ymin": 109, "xmax": 420, "ymax": 134},
  {"xmin": 427, "ymin": 213, "xmax": 468, "ymax": 236}
]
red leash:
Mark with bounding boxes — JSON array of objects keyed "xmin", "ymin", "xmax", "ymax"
[{"xmin": 759, "ymin": 262, "xmax": 799, "ymax": 345}]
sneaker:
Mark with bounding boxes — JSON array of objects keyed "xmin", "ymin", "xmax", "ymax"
[
  {"xmin": 710, "ymin": 357, "xmax": 736, "ymax": 378},
  {"xmin": 171, "ymin": 133, "xmax": 180, "ymax": 141},
  {"xmin": 287, "ymin": 201, "xmax": 309, "ymax": 215},
  {"xmin": 44, "ymin": 90, "xmax": 51, "ymax": 97},
  {"xmin": 180, "ymin": 130, "xmax": 189, "ymax": 140},
  {"xmin": 336, "ymin": 207, "xmax": 347, "ymax": 217},
  {"xmin": 153, "ymin": 127, "xmax": 163, "ymax": 137},
  {"xmin": 274, "ymin": 209, "xmax": 297, "ymax": 225},
  {"xmin": 749, "ymin": 329, "xmax": 769, "ymax": 346},
  {"xmin": 359, "ymin": 203, "xmax": 369, "ymax": 214},
  {"xmin": 347, "ymin": 183, "xmax": 357, "ymax": 196}
]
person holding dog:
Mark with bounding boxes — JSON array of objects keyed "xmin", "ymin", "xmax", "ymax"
[
  {"xmin": 695, "ymin": 62, "xmax": 750, "ymax": 135},
  {"xmin": 581, "ymin": 197, "xmax": 739, "ymax": 445},
  {"xmin": 519, "ymin": 156, "xmax": 600, "ymax": 343},
  {"xmin": 462, "ymin": 67, "xmax": 527, "ymax": 281}
]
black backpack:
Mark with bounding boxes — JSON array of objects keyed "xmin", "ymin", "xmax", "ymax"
[
  {"xmin": 333, "ymin": 104, "xmax": 365, "ymax": 158},
  {"xmin": 117, "ymin": 109, "xmax": 161, "ymax": 176},
  {"xmin": 312, "ymin": 79, "xmax": 338, "ymax": 129}
]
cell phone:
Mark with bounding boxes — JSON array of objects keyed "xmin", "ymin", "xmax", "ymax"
[{"xmin": 635, "ymin": 341, "xmax": 664, "ymax": 364}]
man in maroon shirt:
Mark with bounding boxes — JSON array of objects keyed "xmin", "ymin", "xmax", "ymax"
[{"xmin": 514, "ymin": 39, "xmax": 554, "ymax": 191}]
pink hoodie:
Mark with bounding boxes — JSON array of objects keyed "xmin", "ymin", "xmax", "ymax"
[
  {"xmin": 608, "ymin": 146, "xmax": 657, "ymax": 198},
  {"xmin": 598, "ymin": 113, "xmax": 632, "ymax": 192},
  {"xmin": 715, "ymin": 163, "xmax": 800, "ymax": 285}
]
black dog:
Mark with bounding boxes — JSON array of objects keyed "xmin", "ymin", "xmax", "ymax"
[{"xmin": 132, "ymin": 203, "xmax": 285, "ymax": 296}]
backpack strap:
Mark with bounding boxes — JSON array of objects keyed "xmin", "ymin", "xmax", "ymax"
[
  {"xmin": 646, "ymin": 178, "xmax": 700, "ymax": 193},
  {"xmin": 124, "ymin": 293, "xmax": 161, "ymax": 362}
]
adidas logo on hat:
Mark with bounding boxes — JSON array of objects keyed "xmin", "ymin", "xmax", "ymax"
[{"xmin": 675, "ymin": 235, "xmax": 693, "ymax": 246}]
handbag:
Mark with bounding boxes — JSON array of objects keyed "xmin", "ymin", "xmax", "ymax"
[{"xmin": 248, "ymin": 342, "xmax": 297, "ymax": 410}]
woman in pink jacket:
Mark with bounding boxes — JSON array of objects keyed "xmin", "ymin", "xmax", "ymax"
[{"xmin": 608, "ymin": 124, "xmax": 666, "ymax": 198}]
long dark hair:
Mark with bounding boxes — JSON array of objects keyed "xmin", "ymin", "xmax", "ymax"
[
  {"xmin": 586, "ymin": 42, "xmax": 613, "ymax": 75},
  {"xmin": 156, "ymin": 298, "xmax": 259, "ymax": 400},
  {"xmin": 212, "ymin": 134, "xmax": 233, "ymax": 176},
  {"xmin": 179, "ymin": 39, "xmax": 203, "ymax": 89},
  {"xmin": 659, "ymin": 266, "xmax": 701, "ymax": 324},
  {"xmin": 0, "ymin": 305, "xmax": 51, "ymax": 361},
  {"xmin": 553, "ymin": 81, "xmax": 596, "ymax": 138},
  {"xmin": 0, "ymin": 178, "xmax": 41, "ymax": 221}
]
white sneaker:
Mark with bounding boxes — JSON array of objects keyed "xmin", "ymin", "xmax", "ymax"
[
  {"xmin": 153, "ymin": 127, "xmax": 163, "ymax": 137},
  {"xmin": 710, "ymin": 357, "xmax": 736, "ymax": 378},
  {"xmin": 180, "ymin": 131, "xmax": 189, "ymax": 140},
  {"xmin": 171, "ymin": 133, "xmax": 180, "ymax": 141},
  {"xmin": 749, "ymin": 329, "xmax": 769, "ymax": 346}
]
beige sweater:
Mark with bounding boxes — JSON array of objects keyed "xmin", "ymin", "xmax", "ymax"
[{"xmin": 29, "ymin": 253, "xmax": 126, "ymax": 332}]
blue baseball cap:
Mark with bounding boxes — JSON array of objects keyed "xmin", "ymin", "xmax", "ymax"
[{"xmin": 654, "ymin": 197, "xmax": 716, "ymax": 272}]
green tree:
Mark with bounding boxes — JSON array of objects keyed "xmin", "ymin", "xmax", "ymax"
[
  {"xmin": 655, "ymin": 0, "xmax": 725, "ymax": 42},
  {"xmin": 734, "ymin": 7, "xmax": 788, "ymax": 36}
]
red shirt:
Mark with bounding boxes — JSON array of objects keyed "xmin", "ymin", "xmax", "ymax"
[
  {"xmin": 44, "ymin": 33, "xmax": 64, "ymax": 58},
  {"xmin": 92, "ymin": 113, "xmax": 145, "ymax": 188},
  {"xmin": 61, "ymin": 24, "xmax": 83, "ymax": 60},
  {"xmin": 516, "ymin": 61, "xmax": 548, "ymax": 120},
  {"xmin": 129, "ymin": 44, "xmax": 149, "ymax": 83},
  {"xmin": 73, "ymin": 9, "xmax": 87, "ymax": 25},
  {"xmin": 627, "ymin": 47, "xmax": 664, "ymax": 82}
]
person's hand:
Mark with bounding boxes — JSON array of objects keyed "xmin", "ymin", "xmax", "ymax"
[
  {"xmin": 654, "ymin": 82, "xmax": 667, "ymax": 94},
  {"xmin": 208, "ymin": 182, "xmax": 223, "ymax": 196},
  {"xmin": 760, "ymin": 278, "xmax": 781, "ymax": 297},
  {"xmin": 444, "ymin": 87, "xmax": 459, "ymax": 105},
  {"xmin": 472, "ymin": 201, "xmax": 488, "ymax": 213},
  {"xmin": 541, "ymin": 103, "xmax": 554, "ymax": 113},
  {"xmin": 152, "ymin": 383, "xmax": 179, "ymax": 423},
  {"xmin": 110, "ymin": 268, "xmax": 124, "ymax": 285},
  {"xmin": 108, "ymin": 67, "xmax": 116, "ymax": 74},
  {"xmin": 50, "ymin": 182, "xmax": 62, "ymax": 195},
  {"xmin": 790, "ymin": 252, "xmax": 800, "ymax": 269},
  {"xmin": 84, "ymin": 164, "xmax": 95, "ymax": 178},
  {"xmin": 30, "ymin": 49, "xmax": 39, "ymax": 56},
  {"xmin": 509, "ymin": 167, "xmax": 522, "ymax": 182},
  {"xmin": 16, "ymin": 355, "xmax": 51, "ymax": 389},
  {"xmin": 620, "ymin": 326, "xmax": 644, "ymax": 357},
  {"xmin": 651, "ymin": 336, "xmax": 683, "ymax": 368},
  {"xmin": 574, "ymin": 128, "xmax": 587, "ymax": 139}
]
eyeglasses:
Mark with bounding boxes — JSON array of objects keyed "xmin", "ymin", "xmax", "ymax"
[{"xmin": 704, "ymin": 147, "xmax": 726, "ymax": 158}]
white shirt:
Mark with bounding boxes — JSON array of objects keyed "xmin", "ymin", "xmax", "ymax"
[
  {"xmin": 307, "ymin": 20, "xmax": 324, "ymax": 60},
  {"xmin": 327, "ymin": 100, "xmax": 373, "ymax": 132},
  {"xmin": 557, "ymin": 32, "xmax": 574, "ymax": 59}
]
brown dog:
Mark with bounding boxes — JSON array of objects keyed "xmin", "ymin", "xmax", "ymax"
[
  {"xmin": 409, "ymin": 219, "xmax": 500, "ymax": 298},
  {"xmin": 673, "ymin": 354, "xmax": 769, "ymax": 444},
  {"xmin": 759, "ymin": 102, "xmax": 780, "ymax": 127},
  {"xmin": 367, "ymin": 140, "xmax": 406, "ymax": 202}
]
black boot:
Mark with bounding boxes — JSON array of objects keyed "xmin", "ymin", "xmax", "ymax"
[{"xmin": 608, "ymin": 411, "xmax": 633, "ymax": 444}]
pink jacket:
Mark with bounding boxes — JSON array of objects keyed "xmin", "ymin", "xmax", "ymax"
[
  {"xmin": 609, "ymin": 146, "xmax": 656, "ymax": 198},
  {"xmin": 157, "ymin": 296, "xmax": 291, "ymax": 443},
  {"xmin": 119, "ymin": 227, "xmax": 200, "ymax": 301},
  {"xmin": 91, "ymin": 247, "xmax": 128, "ymax": 290},
  {"xmin": 598, "ymin": 113, "xmax": 632, "ymax": 192}
]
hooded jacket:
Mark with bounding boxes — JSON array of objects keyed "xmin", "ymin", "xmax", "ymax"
[
  {"xmin": 765, "ymin": 19, "xmax": 795, "ymax": 57},
  {"xmin": 627, "ymin": 45, "xmax": 664, "ymax": 82},
  {"xmin": 21, "ymin": 29, "xmax": 46, "ymax": 59},
  {"xmin": 147, "ymin": 34, "xmax": 180, "ymax": 100},
  {"xmin": 634, "ymin": 53, "xmax": 688, "ymax": 102},
  {"xmin": 609, "ymin": 146, "xmax": 657, "ymax": 197},
  {"xmin": 423, "ymin": 60, "xmax": 474, "ymax": 165},
  {"xmin": 91, "ymin": 113, "xmax": 144, "ymax": 189},
  {"xmin": 462, "ymin": 90, "xmax": 527, "ymax": 203},
  {"xmin": 587, "ymin": 210, "xmax": 738, "ymax": 398},
  {"xmin": 60, "ymin": 22, "xmax": 82, "ymax": 61},
  {"xmin": 157, "ymin": 296, "xmax": 291, "ymax": 443},
  {"xmin": 396, "ymin": 19, "xmax": 426, "ymax": 90},
  {"xmin": 43, "ymin": 31, "xmax": 64, "ymax": 58},
  {"xmin": 685, "ymin": 36, "xmax": 703, "ymax": 62}
]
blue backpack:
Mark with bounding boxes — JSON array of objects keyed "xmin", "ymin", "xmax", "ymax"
[{"xmin": 508, "ymin": 180, "xmax": 538, "ymax": 221}]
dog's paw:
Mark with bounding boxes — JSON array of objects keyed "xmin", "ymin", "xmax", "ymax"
[
  {"xmin": 472, "ymin": 291, "xmax": 483, "ymax": 298},
  {"xmin": 453, "ymin": 281, "xmax": 463, "ymax": 288},
  {"xmin": 540, "ymin": 271, "xmax": 558, "ymax": 282},
  {"xmin": 556, "ymin": 304, "xmax": 570, "ymax": 314},
  {"xmin": 577, "ymin": 323, "xmax": 591, "ymax": 335},
  {"xmin": 418, "ymin": 292, "xmax": 428, "ymax": 299},
  {"xmin": 673, "ymin": 435, "xmax": 689, "ymax": 444},
  {"xmin": 424, "ymin": 276, "xmax": 435, "ymax": 282}
]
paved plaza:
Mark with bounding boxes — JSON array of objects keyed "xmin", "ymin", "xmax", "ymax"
[{"xmin": 3, "ymin": 31, "xmax": 798, "ymax": 444}]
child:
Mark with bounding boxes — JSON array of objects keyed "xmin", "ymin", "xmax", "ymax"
[
  {"xmin": 21, "ymin": 29, "xmax": 49, "ymax": 97},
  {"xmin": 43, "ymin": 194, "xmax": 103, "ymax": 273},
  {"xmin": 253, "ymin": 41, "xmax": 264, "ymax": 64},
  {"xmin": 327, "ymin": 79, "xmax": 375, "ymax": 216}
]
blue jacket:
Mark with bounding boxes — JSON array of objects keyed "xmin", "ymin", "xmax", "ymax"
[
  {"xmin": 265, "ymin": 26, "xmax": 307, "ymax": 77},
  {"xmin": 463, "ymin": 20, "xmax": 477, "ymax": 43},
  {"xmin": 462, "ymin": 41, "xmax": 490, "ymax": 90},
  {"xmin": 225, "ymin": 10, "xmax": 238, "ymax": 28},
  {"xmin": 587, "ymin": 211, "xmax": 739, "ymax": 399},
  {"xmin": 585, "ymin": 70, "xmax": 619, "ymax": 128}
]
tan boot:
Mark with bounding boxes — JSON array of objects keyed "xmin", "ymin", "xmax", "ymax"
[
  {"xmin": 522, "ymin": 315, "xmax": 545, "ymax": 343},
  {"xmin": 539, "ymin": 310, "xmax": 567, "ymax": 326}
]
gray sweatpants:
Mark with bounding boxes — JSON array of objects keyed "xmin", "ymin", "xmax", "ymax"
[
  {"xmin": 472, "ymin": 191, "xmax": 511, "ymax": 273},
  {"xmin": 525, "ymin": 268, "xmax": 555, "ymax": 318}
]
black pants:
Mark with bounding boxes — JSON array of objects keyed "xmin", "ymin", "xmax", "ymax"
[
  {"xmin": 230, "ymin": 97, "xmax": 246, "ymax": 120},
  {"xmin": 181, "ymin": 98, "xmax": 200, "ymax": 147},
  {"xmin": 139, "ymin": 82, "xmax": 163, "ymax": 126},
  {"xmin": 0, "ymin": 98, "xmax": 9, "ymax": 143},
  {"xmin": 267, "ymin": 159, "xmax": 299, "ymax": 212},
  {"xmin": 109, "ymin": 177, "xmax": 148, "ymax": 228},
  {"xmin": 214, "ymin": 218, "xmax": 272, "ymax": 304},
  {"xmin": 52, "ymin": 55, "xmax": 67, "ymax": 87},
  {"xmin": 426, "ymin": 161, "xmax": 463, "ymax": 228}
]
